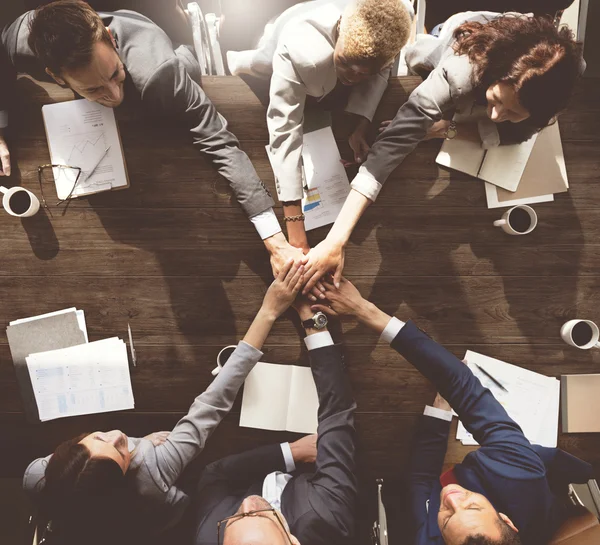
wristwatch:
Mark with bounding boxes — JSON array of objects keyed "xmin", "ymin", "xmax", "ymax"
[
  {"xmin": 302, "ymin": 311, "xmax": 328, "ymax": 330},
  {"xmin": 444, "ymin": 121, "xmax": 458, "ymax": 140}
]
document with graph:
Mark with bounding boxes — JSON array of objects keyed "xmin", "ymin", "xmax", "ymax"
[
  {"xmin": 301, "ymin": 127, "xmax": 351, "ymax": 230},
  {"xmin": 42, "ymin": 99, "xmax": 129, "ymax": 200}
]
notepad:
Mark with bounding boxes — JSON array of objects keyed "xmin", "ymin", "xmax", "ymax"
[
  {"xmin": 240, "ymin": 362, "xmax": 319, "ymax": 434},
  {"xmin": 42, "ymin": 99, "xmax": 129, "ymax": 200},
  {"xmin": 561, "ymin": 374, "xmax": 600, "ymax": 433},
  {"xmin": 436, "ymin": 128, "xmax": 539, "ymax": 192},
  {"xmin": 456, "ymin": 351, "xmax": 560, "ymax": 447},
  {"xmin": 27, "ymin": 338, "xmax": 134, "ymax": 422}
]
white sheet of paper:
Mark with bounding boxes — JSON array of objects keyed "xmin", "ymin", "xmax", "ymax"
[
  {"xmin": 10, "ymin": 308, "xmax": 89, "ymax": 342},
  {"xmin": 485, "ymin": 182, "xmax": 554, "ymax": 209},
  {"xmin": 42, "ymin": 99, "xmax": 128, "ymax": 199},
  {"xmin": 240, "ymin": 362, "xmax": 318, "ymax": 433},
  {"xmin": 301, "ymin": 127, "xmax": 351, "ymax": 231},
  {"xmin": 457, "ymin": 351, "xmax": 559, "ymax": 447},
  {"xmin": 27, "ymin": 337, "xmax": 134, "ymax": 422},
  {"xmin": 478, "ymin": 132, "xmax": 538, "ymax": 191}
]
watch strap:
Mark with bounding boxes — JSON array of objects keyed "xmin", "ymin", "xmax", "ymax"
[{"xmin": 302, "ymin": 317, "xmax": 316, "ymax": 329}]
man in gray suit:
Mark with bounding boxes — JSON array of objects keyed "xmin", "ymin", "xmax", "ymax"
[{"xmin": 1, "ymin": 0, "xmax": 302, "ymax": 273}]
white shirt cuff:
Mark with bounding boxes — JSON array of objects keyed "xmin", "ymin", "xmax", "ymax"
[
  {"xmin": 0, "ymin": 110, "xmax": 8, "ymax": 129},
  {"xmin": 351, "ymin": 170, "xmax": 383, "ymax": 202},
  {"xmin": 304, "ymin": 331, "xmax": 334, "ymax": 350},
  {"xmin": 280, "ymin": 442, "xmax": 296, "ymax": 472},
  {"xmin": 380, "ymin": 317, "xmax": 405, "ymax": 344},
  {"xmin": 250, "ymin": 207, "xmax": 282, "ymax": 240},
  {"xmin": 424, "ymin": 405, "xmax": 453, "ymax": 422}
]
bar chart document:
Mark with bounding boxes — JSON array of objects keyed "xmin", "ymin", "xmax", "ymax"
[{"xmin": 42, "ymin": 99, "xmax": 129, "ymax": 200}]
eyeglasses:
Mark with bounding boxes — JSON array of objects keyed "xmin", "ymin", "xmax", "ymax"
[
  {"xmin": 217, "ymin": 508, "xmax": 293, "ymax": 545},
  {"xmin": 37, "ymin": 164, "xmax": 83, "ymax": 216}
]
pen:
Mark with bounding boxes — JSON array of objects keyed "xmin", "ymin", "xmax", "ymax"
[
  {"xmin": 128, "ymin": 323, "xmax": 137, "ymax": 367},
  {"xmin": 473, "ymin": 363, "xmax": 508, "ymax": 392},
  {"xmin": 85, "ymin": 146, "xmax": 111, "ymax": 180}
]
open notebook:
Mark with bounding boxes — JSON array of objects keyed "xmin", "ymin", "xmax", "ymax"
[
  {"xmin": 42, "ymin": 99, "xmax": 129, "ymax": 200},
  {"xmin": 240, "ymin": 362, "xmax": 319, "ymax": 434}
]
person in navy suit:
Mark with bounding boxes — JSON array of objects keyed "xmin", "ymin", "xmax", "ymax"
[{"xmin": 311, "ymin": 277, "xmax": 595, "ymax": 545}]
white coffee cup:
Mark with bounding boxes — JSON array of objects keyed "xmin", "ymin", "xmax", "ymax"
[
  {"xmin": 211, "ymin": 344, "xmax": 238, "ymax": 376},
  {"xmin": 493, "ymin": 205, "xmax": 537, "ymax": 235},
  {"xmin": 0, "ymin": 186, "xmax": 40, "ymax": 217},
  {"xmin": 560, "ymin": 319, "xmax": 600, "ymax": 350}
]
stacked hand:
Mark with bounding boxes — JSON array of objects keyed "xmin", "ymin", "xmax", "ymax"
[
  {"xmin": 261, "ymin": 258, "xmax": 305, "ymax": 319},
  {"xmin": 309, "ymin": 276, "xmax": 365, "ymax": 318},
  {"xmin": 302, "ymin": 238, "xmax": 345, "ymax": 296}
]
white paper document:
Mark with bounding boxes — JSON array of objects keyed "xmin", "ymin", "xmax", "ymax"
[
  {"xmin": 27, "ymin": 337, "xmax": 134, "ymax": 422},
  {"xmin": 456, "ymin": 351, "xmax": 560, "ymax": 448},
  {"xmin": 42, "ymin": 99, "xmax": 128, "ymax": 199},
  {"xmin": 240, "ymin": 362, "xmax": 319, "ymax": 434},
  {"xmin": 10, "ymin": 307, "xmax": 89, "ymax": 342},
  {"xmin": 300, "ymin": 127, "xmax": 351, "ymax": 231}
]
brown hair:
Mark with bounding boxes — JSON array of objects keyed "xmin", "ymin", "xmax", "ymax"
[
  {"xmin": 40, "ymin": 433, "xmax": 132, "ymax": 545},
  {"xmin": 453, "ymin": 16, "xmax": 582, "ymax": 128},
  {"xmin": 28, "ymin": 0, "xmax": 114, "ymax": 76}
]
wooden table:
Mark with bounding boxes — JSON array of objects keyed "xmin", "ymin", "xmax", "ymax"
[{"xmin": 1, "ymin": 74, "xmax": 600, "ymax": 541}]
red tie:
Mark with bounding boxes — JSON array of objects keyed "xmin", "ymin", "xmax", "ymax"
[{"xmin": 440, "ymin": 467, "xmax": 458, "ymax": 487}]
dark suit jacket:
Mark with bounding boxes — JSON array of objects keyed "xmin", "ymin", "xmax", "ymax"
[
  {"xmin": 0, "ymin": 10, "xmax": 274, "ymax": 218},
  {"xmin": 392, "ymin": 321, "xmax": 594, "ymax": 545},
  {"xmin": 191, "ymin": 343, "xmax": 358, "ymax": 545}
]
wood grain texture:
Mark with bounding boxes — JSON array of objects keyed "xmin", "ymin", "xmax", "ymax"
[{"xmin": 2, "ymin": 73, "xmax": 600, "ymax": 545}]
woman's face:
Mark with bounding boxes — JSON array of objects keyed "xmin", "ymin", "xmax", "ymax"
[
  {"xmin": 486, "ymin": 82, "xmax": 530, "ymax": 124},
  {"xmin": 79, "ymin": 430, "xmax": 131, "ymax": 473}
]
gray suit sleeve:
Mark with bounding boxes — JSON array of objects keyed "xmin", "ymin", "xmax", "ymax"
[
  {"xmin": 351, "ymin": 55, "xmax": 473, "ymax": 201},
  {"xmin": 141, "ymin": 58, "xmax": 274, "ymax": 217},
  {"xmin": 154, "ymin": 340, "xmax": 262, "ymax": 487}
]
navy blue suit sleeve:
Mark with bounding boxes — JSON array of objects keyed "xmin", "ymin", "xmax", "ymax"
[
  {"xmin": 409, "ymin": 415, "xmax": 451, "ymax": 533},
  {"xmin": 392, "ymin": 322, "xmax": 545, "ymax": 476}
]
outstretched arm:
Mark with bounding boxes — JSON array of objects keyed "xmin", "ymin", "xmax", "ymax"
[{"xmin": 154, "ymin": 260, "xmax": 305, "ymax": 487}]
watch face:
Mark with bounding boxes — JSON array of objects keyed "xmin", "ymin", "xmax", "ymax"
[
  {"xmin": 314, "ymin": 312, "xmax": 328, "ymax": 328},
  {"xmin": 446, "ymin": 128, "xmax": 457, "ymax": 139}
]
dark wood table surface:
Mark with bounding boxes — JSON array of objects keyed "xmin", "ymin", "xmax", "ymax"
[{"xmin": 1, "ymin": 74, "xmax": 599, "ymax": 540}]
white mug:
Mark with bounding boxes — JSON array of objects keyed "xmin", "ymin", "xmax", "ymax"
[
  {"xmin": 0, "ymin": 186, "xmax": 40, "ymax": 217},
  {"xmin": 560, "ymin": 319, "xmax": 600, "ymax": 350},
  {"xmin": 211, "ymin": 344, "xmax": 238, "ymax": 376},
  {"xmin": 493, "ymin": 205, "xmax": 537, "ymax": 235}
]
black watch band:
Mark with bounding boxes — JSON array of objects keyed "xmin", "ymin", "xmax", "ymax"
[
  {"xmin": 302, "ymin": 317, "xmax": 316, "ymax": 329},
  {"xmin": 302, "ymin": 312, "xmax": 328, "ymax": 330}
]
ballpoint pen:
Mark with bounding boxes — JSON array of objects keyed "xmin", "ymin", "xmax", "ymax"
[
  {"xmin": 473, "ymin": 363, "xmax": 508, "ymax": 392},
  {"xmin": 128, "ymin": 323, "xmax": 137, "ymax": 367}
]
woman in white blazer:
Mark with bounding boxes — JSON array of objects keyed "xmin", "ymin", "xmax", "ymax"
[
  {"xmin": 301, "ymin": 11, "xmax": 584, "ymax": 293},
  {"xmin": 228, "ymin": 0, "xmax": 414, "ymax": 255},
  {"xmin": 22, "ymin": 260, "xmax": 306, "ymax": 545}
]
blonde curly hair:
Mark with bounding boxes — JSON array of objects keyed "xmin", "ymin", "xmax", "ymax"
[{"xmin": 339, "ymin": 0, "xmax": 412, "ymax": 66}]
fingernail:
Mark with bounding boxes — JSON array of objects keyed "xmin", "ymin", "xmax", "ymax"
[
  {"xmin": 335, "ymin": 282, "xmax": 340, "ymax": 289},
  {"xmin": 319, "ymin": 293, "xmax": 326, "ymax": 299},
  {"xmin": 309, "ymin": 295, "xmax": 317, "ymax": 301}
]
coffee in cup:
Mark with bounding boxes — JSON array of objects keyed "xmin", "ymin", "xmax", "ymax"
[
  {"xmin": 1, "ymin": 186, "xmax": 40, "ymax": 218},
  {"xmin": 493, "ymin": 205, "xmax": 537, "ymax": 235},
  {"xmin": 560, "ymin": 319, "xmax": 600, "ymax": 350}
]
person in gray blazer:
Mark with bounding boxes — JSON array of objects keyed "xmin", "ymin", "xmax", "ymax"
[
  {"xmin": 22, "ymin": 258, "xmax": 306, "ymax": 545},
  {"xmin": 301, "ymin": 11, "xmax": 584, "ymax": 293},
  {"xmin": 0, "ymin": 0, "xmax": 304, "ymax": 274},
  {"xmin": 227, "ymin": 0, "xmax": 413, "ymax": 256}
]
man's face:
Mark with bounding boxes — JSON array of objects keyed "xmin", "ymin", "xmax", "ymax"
[
  {"xmin": 50, "ymin": 39, "xmax": 126, "ymax": 108},
  {"xmin": 223, "ymin": 495, "xmax": 298, "ymax": 545},
  {"xmin": 333, "ymin": 37, "xmax": 375, "ymax": 86},
  {"xmin": 438, "ymin": 484, "xmax": 507, "ymax": 545}
]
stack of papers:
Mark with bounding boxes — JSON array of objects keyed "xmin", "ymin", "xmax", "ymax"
[
  {"xmin": 240, "ymin": 362, "xmax": 319, "ymax": 434},
  {"xmin": 456, "ymin": 351, "xmax": 560, "ymax": 448},
  {"xmin": 7, "ymin": 308, "xmax": 134, "ymax": 422},
  {"xmin": 27, "ymin": 338, "xmax": 134, "ymax": 422}
]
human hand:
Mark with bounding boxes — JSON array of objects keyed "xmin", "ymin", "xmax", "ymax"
[
  {"xmin": 378, "ymin": 119, "xmax": 392, "ymax": 133},
  {"xmin": 290, "ymin": 434, "xmax": 317, "ymax": 464},
  {"xmin": 424, "ymin": 119, "xmax": 452, "ymax": 140},
  {"xmin": 0, "ymin": 130, "xmax": 11, "ymax": 176},
  {"xmin": 261, "ymin": 258, "xmax": 305, "ymax": 319},
  {"xmin": 433, "ymin": 393, "xmax": 452, "ymax": 412},
  {"xmin": 348, "ymin": 119, "xmax": 371, "ymax": 164},
  {"xmin": 144, "ymin": 431, "xmax": 170, "ymax": 446},
  {"xmin": 266, "ymin": 233, "xmax": 308, "ymax": 277},
  {"xmin": 302, "ymin": 238, "xmax": 345, "ymax": 295},
  {"xmin": 310, "ymin": 276, "xmax": 366, "ymax": 318},
  {"xmin": 293, "ymin": 295, "xmax": 316, "ymax": 321}
]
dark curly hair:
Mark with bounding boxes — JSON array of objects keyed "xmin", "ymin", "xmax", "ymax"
[{"xmin": 453, "ymin": 15, "xmax": 583, "ymax": 129}]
